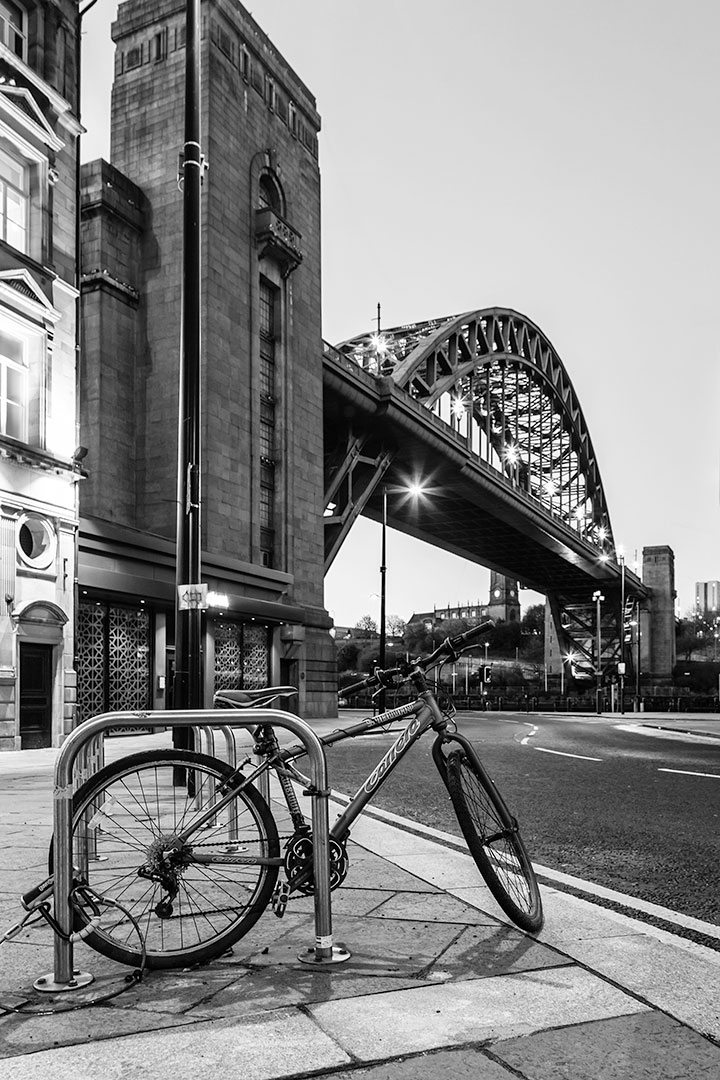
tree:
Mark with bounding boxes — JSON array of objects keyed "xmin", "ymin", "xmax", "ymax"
[
  {"xmin": 336, "ymin": 641, "xmax": 361, "ymax": 672},
  {"xmin": 355, "ymin": 615, "xmax": 378, "ymax": 638},
  {"xmin": 488, "ymin": 619, "xmax": 522, "ymax": 656},
  {"xmin": 676, "ymin": 618, "xmax": 711, "ymax": 661},
  {"xmin": 520, "ymin": 603, "xmax": 545, "ymax": 662},
  {"xmin": 521, "ymin": 604, "xmax": 545, "ymax": 636},
  {"xmin": 386, "ymin": 614, "xmax": 406, "ymax": 637}
]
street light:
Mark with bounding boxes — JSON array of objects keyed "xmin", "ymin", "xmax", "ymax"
[
  {"xmin": 378, "ymin": 485, "xmax": 387, "ymax": 711},
  {"xmin": 618, "ymin": 550, "xmax": 626, "ymax": 715},
  {"xmin": 593, "ymin": 590, "xmax": 604, "ymax": 715},
  {"xmin": 377, "ymin": 481, "xmax": 427, "ymax": 710}
]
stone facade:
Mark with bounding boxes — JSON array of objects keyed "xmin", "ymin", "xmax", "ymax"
[
  {"xmin": 0, "ymin": 0, "xmax": 82, "ymax": 749},
  {"xmin": 77, "ymin": 0, "xmax": 335, "ymax": 719},
  {"xmin": 640, "ymin": 545, "xmax": 676, "ymax": 686}
]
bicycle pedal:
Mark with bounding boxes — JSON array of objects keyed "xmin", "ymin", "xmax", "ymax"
[{"xmin": 271, "ymin": 881, "xmax": 290, "ymax": 918}]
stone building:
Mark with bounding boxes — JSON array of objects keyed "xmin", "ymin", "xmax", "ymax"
[
  {"xmin": 76, "ymin": 0, "xmax": 335, "ymax": 722},
  {"xmin": 408, "ymin": 573, "xmax": 521, "ymax": 629},
  {"xmin": 0, "ymin": 0, "xmax": 82, "ymax": 749}
]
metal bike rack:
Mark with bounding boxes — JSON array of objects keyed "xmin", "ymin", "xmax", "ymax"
[{"xmin": 40, "ymin": 708, "xmax": 350, "ymax": 992}]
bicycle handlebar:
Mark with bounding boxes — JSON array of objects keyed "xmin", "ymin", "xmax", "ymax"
[{"xmin": 341, "ymin": 619, "xmax": 494, "ymax": 698}]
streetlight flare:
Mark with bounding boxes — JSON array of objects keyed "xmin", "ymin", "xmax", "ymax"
[{"xmin": 451, "ymin": 395, "xmax": 467, "ymax": 419}]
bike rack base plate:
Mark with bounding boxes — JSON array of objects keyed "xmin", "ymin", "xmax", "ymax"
[
  {"xmin": 33, "ymin": 970, "xmax": 94, "ymax": 993},
  {"xmin": 298, "ymin": 945, "xmax": 351, "ymax": 966}
]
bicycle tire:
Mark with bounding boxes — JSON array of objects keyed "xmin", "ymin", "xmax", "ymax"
[
  {"xmin": 49, "ymin": 749, "xmax": 279, "ymax": 969},
  {"xmin": 445, "ymin": 747, "xmax": 543, "ymax": 933}
]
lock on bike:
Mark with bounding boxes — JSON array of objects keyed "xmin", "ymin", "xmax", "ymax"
[{"xmin": 48, "ymin": 620, "xmax": 542, "ymax": 969}]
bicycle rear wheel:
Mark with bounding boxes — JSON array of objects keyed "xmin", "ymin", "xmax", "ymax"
[
  {"xmin": 445, "ymin": 747, "xmax": 543, "ymax": 933},
  {"xmin": 49, "ymin": 750, "xmax": 279, "ymax": 969}
]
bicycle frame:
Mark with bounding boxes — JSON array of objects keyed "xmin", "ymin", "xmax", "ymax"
[
  {"xmin": 176, "ymin": 690, "xmax": 450, "ymax": 859},
  {"xmin": 303, "ymin": 691, "xmax": 446, "ymax": 842}
]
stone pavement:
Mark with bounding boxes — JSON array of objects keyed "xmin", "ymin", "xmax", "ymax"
[{"xmin": 0, "ymin": 721, "xmax": 719, "ymax": 1079}]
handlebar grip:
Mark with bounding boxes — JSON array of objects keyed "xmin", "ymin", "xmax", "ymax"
[
  {"xmin": 448, "ymin": 619, "xmax": 495, "ymax": 651},
  {"xmin": 342, "ymin": 674, "xmax": 377, "ymax": 697}
]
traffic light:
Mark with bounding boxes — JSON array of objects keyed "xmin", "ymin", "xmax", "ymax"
[{"xmin": 483, "ymin": 665, "xmax": 492, "ymax": 684}]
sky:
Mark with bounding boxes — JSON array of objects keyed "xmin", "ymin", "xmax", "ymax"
[{"xmin": 81, "ymin": 0, "xmax": 720, "ymax": 629}]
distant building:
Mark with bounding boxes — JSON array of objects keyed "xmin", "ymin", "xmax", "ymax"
[
  {"xmin": 409, "ymin": 573, "xmax": 521, "ymax": 628},
  {"xmin": 695, "ymin": 581, "xmax": 719, "ymax": 619}
]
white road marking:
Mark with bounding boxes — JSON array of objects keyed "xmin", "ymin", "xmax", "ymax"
[
  {"xmin": 615, "ymin": 723, "xmax": 720, "ymax": 746},
  {"xmin": 520, "ymin": 724, "xmax": 538, "ymax": 746},
  {"xmin": 533, "ymin": 746, "xmax": 603, "ymax": 762},
  {"xmin": 658, "ymin": 768, "xmax": 720, "ymax": 779}
]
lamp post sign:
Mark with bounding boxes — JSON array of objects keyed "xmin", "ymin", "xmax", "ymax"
[{"xmin": 177, "ymin": 584, "xmax": 208, "ymax": 610}]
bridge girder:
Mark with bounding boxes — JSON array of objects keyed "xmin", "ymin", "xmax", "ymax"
[
  {"xmin": 334, "ymin": 308, "xmax": 613, "ymax": 552},
  {"xmin": 324, "ymin": 307, "xmax": 647, "ymax": 658}
]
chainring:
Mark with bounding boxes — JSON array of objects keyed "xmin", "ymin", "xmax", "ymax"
[{"xmin": 283, "ymin": 827, "xmax": 349, "ymax": 895}]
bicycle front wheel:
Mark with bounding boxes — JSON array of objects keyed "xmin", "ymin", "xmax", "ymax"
[
  {"xmin": 445, "ymin": 748, "xmax": 543, "ymax": 933},
  {"xmin": 50, "ymin": 750, "xmax": 279, "ymax": 969}
]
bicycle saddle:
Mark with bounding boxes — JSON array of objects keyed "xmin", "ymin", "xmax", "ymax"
[{"xmin": 213, "ymin": 686, "xmax": 298, "ymax": 709}]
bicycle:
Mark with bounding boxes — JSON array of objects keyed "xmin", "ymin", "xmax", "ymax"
[{"xmin": 49, "ymin": 621, "xmax": 543, "ymax": 969}]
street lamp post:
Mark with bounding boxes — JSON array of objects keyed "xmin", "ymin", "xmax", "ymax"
[
  {"xmin": 173, "ymin": 0, "xmax": 204, "ymax": 757},
  {"xmin": 618, "ymin": 553, "xmax": 626, "ymax": 715},
  {"xmin": 593, "ymin": 590, "xmax": 604, "ymax": 715},
  {"xmin": 378, "ymin": 485, "xmax": 387, "ymax": 712}
]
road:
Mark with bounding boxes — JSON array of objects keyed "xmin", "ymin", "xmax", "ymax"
[{"xmin": 320, "ymin": 710, "xmax": 720, "ymax": 943}]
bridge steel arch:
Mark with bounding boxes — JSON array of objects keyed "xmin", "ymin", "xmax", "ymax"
[{"xmin": 324, "ymin": 307, "xmax": 647, "ymax": 687}]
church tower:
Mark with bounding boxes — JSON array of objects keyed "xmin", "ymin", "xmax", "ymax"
[{"xmin": 488, "ymin": 572, "xmax": 521, "ymax": 624}]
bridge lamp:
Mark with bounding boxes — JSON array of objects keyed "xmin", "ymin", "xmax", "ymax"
[
  {"xmin": 592, "ymin": 590, "xmax": 605, "ymax": 715},
  {"xmin": 451, "ymin": 395, "xmax": 467, "ymax": 420}
]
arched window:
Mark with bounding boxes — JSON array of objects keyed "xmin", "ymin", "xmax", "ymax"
[
  {"xmin": 0, "ymin": 0, "xmax": 27, "ymax": 61},
  {"xmin": 258, "ymin": 172, "xmax": 284, "ymax": 216}
]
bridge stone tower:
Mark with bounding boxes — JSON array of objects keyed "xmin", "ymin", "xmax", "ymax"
[
  {"xmin": 640, "ymin": 545, "xmax": 676, "ymax": 687},
  {"xmin": 78, "ymin": 0, "xmax": 335, "ymax": 718}
]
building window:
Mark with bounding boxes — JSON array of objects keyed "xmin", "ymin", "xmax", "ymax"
[
  {"xmin": 259, "ymin": 278, "xmax": 278, "ymax": 567},
  {"xmin": 214, "ymin": 620, "xmax": 269, "ymax": 691},
  {"xmin": 0, "ymin": 0, "xmax": 26, "ymax": 61},
  {"xmin": 16, "ymin": 512, "xmax": 56, "ymax": 570},
  {"xmin": 0, "ymin": 323, "xmax": 26, "ymax": 439},
  {"xmin": 76, "ymin": 600, "xmax": 152, "ymax": 723},
  {"xmin": 0, "ymin": 144, "xmax": 28, "ymax": 253},
  {"xmin": 239, "ymin": 43, "xmax": 249, "ymax": 80},
  {"xmin": 258, "ymin": 172, "xmax": 283, "ymax": 215},
  {"xmin": 153, "ymin": 29, "xmax": 168, "ymax": 62}
]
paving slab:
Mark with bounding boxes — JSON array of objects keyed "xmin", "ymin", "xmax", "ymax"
[
  {"xmin": 563, "ymin": 929, "xmax": 720, "ymax": 1041},
  {"xmin": 317, "ymin": 1046, "xmax": 521, "ymax": 1078},
  {"xmin": 308, "ymin": 965, "xmax": 648, "ymax": 1061},
  {"xmin": 2, "ymin": 1007, "xmax": 352, "ymax": 1080},
  {"xmin": 493, "ymin": 1010, "xmax": 720, "ymax": 1079},
  {"xmin": 0, "ymin": 989, "xmax": 201, "ymax": 1060},
  {"xmin": 179, "ymin": 963, "xmax": 428, "ymax": 1019},
  {"xmin": 434, "ymin": 922, "xmax": 570, "ymax": 979},
  {"xmin": 371, "ymin": 889, "xmax": 499, "ymax": 924}
]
